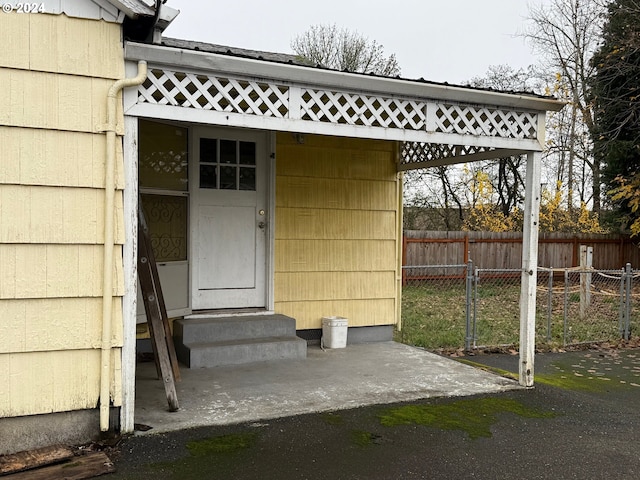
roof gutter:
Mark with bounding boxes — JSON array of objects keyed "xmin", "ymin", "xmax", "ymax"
[{"xmin": 124, "ymin": 41, "xmax": 565, "ymax": 113}]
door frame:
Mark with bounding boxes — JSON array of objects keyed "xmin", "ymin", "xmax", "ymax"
[
  {"xmin": 188, "ymin": 126, "xmax": 275, "ymax": 311},
  {"xmin": 121, "ymin": 114, "xmax": 276, "ymax": 431}
]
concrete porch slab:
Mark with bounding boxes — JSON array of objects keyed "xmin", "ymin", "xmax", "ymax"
[{"xmin": 133, "ymin": 342, "xmax": 519, "ymax": 435}]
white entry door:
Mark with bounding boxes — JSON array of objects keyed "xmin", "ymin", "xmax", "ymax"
[{"xmin": 191, "ymin": 128, "xmax": 269, "ymax": 310}]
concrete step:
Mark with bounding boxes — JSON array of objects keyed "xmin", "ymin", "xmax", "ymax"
[
  {"xmin": 173, "ymin": 314, "xmax": 307, "ymax": 368},
  {"xmin": 174, "ymin": 314, "xmax": 296, "ymax": 344},
  {"xmin": 176, "ymin": 336, "xmax": 307, "ymax": 368}
]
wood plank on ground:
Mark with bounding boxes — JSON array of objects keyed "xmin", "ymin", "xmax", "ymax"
[
  {"xmin": 4, "ymin": 452, "xmax": 115, "ymax": 479},
  {"xmin": 0, "ymin": 445, "xmax": 74, "ymax": 475}
]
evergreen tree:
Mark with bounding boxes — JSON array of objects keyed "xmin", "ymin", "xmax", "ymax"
[{"xmin": 590, "ymin": 0, "xmax": 640, "ymax": 230}]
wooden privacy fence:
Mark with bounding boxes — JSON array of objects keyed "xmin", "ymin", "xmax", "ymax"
[{"xmin": 403, "ymin": 231, "xmax": 640, "ymax": 273}]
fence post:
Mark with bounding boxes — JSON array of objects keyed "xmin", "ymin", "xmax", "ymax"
[
  {"xmin": 547, "ymin": 268, "xmax": 553, "ymax": 343},
  {"xmin": 465, "ymin": 257, "xmax": 473, "ymax": 351},
  {"xmin": 564, "ymin": 269, "xmax": 569, "ymax": 346},
  {"xmin": 473, "ymin": 267, "xmax": 479, "ymax": 349},
  {"xmin": 624, "ymin": 263, "xmax": 632, "ymax": 340},
  {"xmin": 619, "ymin": 266, "xmax": 626, "ymax": 339},
  {"xmin": 579, "ymin": 245, "xmax": 593, "ymax": 318}
]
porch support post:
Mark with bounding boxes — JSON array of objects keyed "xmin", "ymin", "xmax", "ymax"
[
  {"xmin": 120, "ymin": 115, "xmax": 139, "ymax": 433},
  {"xmin": 519, "ymin": 151, "xmax": 542, "ymax": 387}
]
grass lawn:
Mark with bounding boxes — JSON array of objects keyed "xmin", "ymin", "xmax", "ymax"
[
  {"xmin": 398, "ymin": 279, "xmax": 631, "ymax": 351},
  {"xmin": 396, "ymin": 282, "xmax": 467, "ymax": 350}
]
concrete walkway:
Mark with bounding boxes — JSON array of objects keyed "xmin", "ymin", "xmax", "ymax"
[{"xmin": 134, "ymin": 342, "xmax": 518, "ymax": 434}]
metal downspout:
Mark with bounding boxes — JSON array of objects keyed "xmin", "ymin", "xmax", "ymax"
[{"xmin": 100, "ymin": 60, "xmax": 147, "ymax": 432}]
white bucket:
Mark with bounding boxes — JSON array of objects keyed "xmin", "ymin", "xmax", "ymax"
[{"xmin": 321, "ymin": 316, "xmax": 348, "ymax": 349}]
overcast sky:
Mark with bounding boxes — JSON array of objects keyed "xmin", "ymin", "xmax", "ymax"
[{"xmin": 162, "ymin": 0, "xmax": 552, "ymax": 85}]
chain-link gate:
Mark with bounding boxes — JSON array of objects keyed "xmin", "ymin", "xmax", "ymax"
[{"xmin": 472, "ymin": 268, "xmax": 522, "ymax": 349}]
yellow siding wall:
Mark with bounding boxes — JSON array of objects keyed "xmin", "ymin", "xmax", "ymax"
[
  {"xmin": 274, "ymin": 134, "xmax": 400, "ymax": 329},
  {"xmin": 0, "ymin": 13, "xmax": 125, "ymax": 417}
]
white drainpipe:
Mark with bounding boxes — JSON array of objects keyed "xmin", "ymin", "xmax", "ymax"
[{"xmin": 101, "ymin": 60, "xmax": 147, "ymax": 432}]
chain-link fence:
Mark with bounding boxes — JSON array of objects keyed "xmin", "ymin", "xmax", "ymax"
[
  {"xmin": 399, "ymin": 264, "xmax": 470, "ymax": 350},
  {"xmin": 400, "ymin": 261, "xmax": 640, "ymax": 351}
]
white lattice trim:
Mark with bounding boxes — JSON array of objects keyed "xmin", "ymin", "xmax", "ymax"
[
  {"xmin": 434, "ymin": 104, "xmax": 538, "ymax": 139},
  {"xmin": 400, "ymin": 141, "xmax": 493, "ymax": 166},
  {"xmin": 300, "ymin": 89, "xmax": 426, "ymax": 130},
  {"xmin": 136, "ymin": 67, "xmax": 540, "ymax": 141},
  {"xmin": 139, "ymin": 68, "xmax": 290, "ymax": 117}
]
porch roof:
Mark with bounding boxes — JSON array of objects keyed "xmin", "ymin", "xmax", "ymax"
[{"xmin": 124, "ymin": 39, "xmax": 564, "ymax": 170}]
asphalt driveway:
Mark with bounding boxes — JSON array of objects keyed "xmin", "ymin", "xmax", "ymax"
[{"xmin": 108, "ymin": 347, "xmax": 640, "ymax": 479}]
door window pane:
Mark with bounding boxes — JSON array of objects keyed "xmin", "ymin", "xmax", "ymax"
[
  {"xmin": 239, "ymin": 141, "xmax": 256, "ymax": 165},
  {"xmin": 200, "ymin": 165, "xmax": 217, "ymax": 189},
  {"xmin": 220, "ymin": 165, "xmax": 237, "ymax": 190},
  {"xmin": 139, "ymin": 120, "xmax": 188, "ymax": 191},
  {"xmin": 198, "ymin": 137, "xmax": 257, "ymax": 191},
  {"xmin": 220, "ymin": 140, "xmax": 236, "ymax": 164},
  {"xmin": 200, "ymin": 138, "xmax": 216, "ymax": 163},
  {"xmin": 239, "ymin": 167, "xmax": 256, "ymax": 191}
]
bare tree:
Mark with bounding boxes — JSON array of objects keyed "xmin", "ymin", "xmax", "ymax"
[
  {"xmin": 468, "ymin": 64, "xmax": 543, "ymax": 92},
  {"xmin": 403, "ymin": 167, "xmax": 465, "ymax": 230},
  {"xmin": 291, "ymin": 24, "xmax": 400, "ymax": 76},
  {"xmin": 467, "ymin": 65, "xmax": 542, "ymax": 216},
  {"xmin": 523, "ymin": 0, "xmax": 607, "ymax": 213}
]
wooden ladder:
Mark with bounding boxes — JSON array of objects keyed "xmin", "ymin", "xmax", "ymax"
[{"xmin": 138, "ymin": 202, "xmax": 180, "ymax": 411}]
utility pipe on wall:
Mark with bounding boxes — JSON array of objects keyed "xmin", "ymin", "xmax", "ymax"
[{"xmin": 100, "ymin": 60, "xmax": 147, "ymax": 432}]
